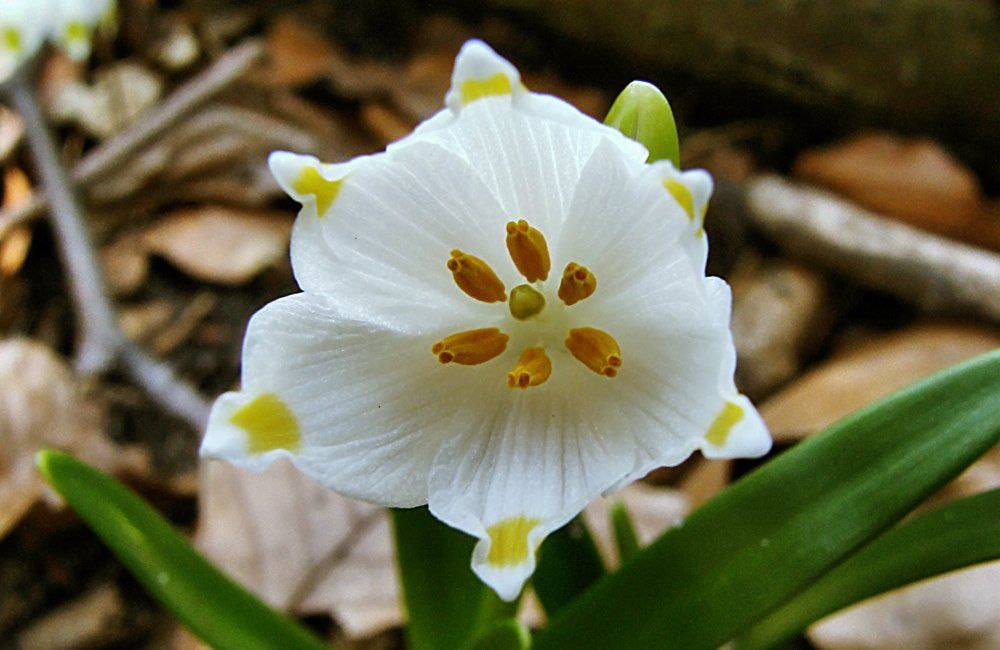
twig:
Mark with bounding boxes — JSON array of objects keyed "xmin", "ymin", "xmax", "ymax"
[
  {"xmin": 0, "ymin": 39, "xmax": 264, "ymax": 239},
  {"xmin": 2, "ymin": 70, "xmax": 215, "ymax": 430},
  {"xmin": 6, "ymin": 70, "xmax": 120, "ymax": 373},
  {"xmin": 743, "ymin": 175, "xmax": 1000, "ymax": 323}
]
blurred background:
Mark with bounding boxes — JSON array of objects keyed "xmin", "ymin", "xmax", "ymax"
[{"xmin": 0, "ymin": 1, "xmax": 997, "ymax": 647}]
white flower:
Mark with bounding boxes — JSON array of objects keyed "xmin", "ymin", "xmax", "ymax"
[
  {"xmin": 0, "ymin": 1, "xmax": 51, "ymax": 83},
  {"xmin": 49, "ymin": 0, "xmax": 116, "ymax": 61},
  {"xmin": 200, "ymin": 40, "xmax": 771, "ymax": 601}
]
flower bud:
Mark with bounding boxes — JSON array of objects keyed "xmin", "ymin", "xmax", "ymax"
[{"xmin": 604, "ymin": 80, "xmax": 680, "ymax": 167}]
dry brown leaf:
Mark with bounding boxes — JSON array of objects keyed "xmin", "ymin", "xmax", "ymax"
[
  {"xmin": 361, "ymin": 103, "xmax": 416, "ymax": 146},
  {"xmin": 730, "ymin": 259, "xmax": 832, "ymax": 399},
  {"xmin": 195, "ymin": 459, "xmax": 400, "ymax": 639},
  {"xmin": 143, "ymin": 206, "xmax": 292, "ymax": 285},
  {"xmin": 794, "ymin": 132, "xmax": 1000, "ymax": 250},
  {"xmin": 0, "ymin": 107, "xmax": 25, "ymax": 164},
  {"xmin": 263, "ymin": 18, "xmax": 337, "ymax": 87},
  {"xmin": 100, "ymin": 231, "xmax": 150, "ymax": 296},
  {"xmin": 0, "ymin": 339, "xmax": 147, "ymax": 539},
  {"xmin": 809, "ymin": 562, "xmax": 1000, "ymax": 650},
  {"xmin": 16, "ymin": 583, "xmax": 124, "ymax": 650},
  {"xmin": 761, "ymin": 323, "xmax": 1000, "ymax": 442},
  {"xmin": 50, "ymin": 62, "xmax": 164, "ymax": 139}
]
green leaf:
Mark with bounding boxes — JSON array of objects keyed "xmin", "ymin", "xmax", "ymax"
[
  {"xmin": 465, "ymin": 619, "xmax": 532, "ymax": 650},
  {"xmin": 392, "ymin": 507, "xmax": 515, "ymax": 650},
  {"xmin": 736, "ymin": 488, "xmax": 1000, "ymax": 649},
  {"xmin": 536, "ymin": 350, "xmax": 1000, "ymax": 649},
  {"xmin": 532, "ymin": 517, "xmax": 606, "ymax": 616},
  {"xmin": 35, "ymin": 450, "xmax": 326, "ymax": 650},
  {"xmin": 609, "ymin": 502, "xmax": 640, "ymax": 562},
  {"xmin": 604, "ymin": 80, "xmax": 681, "ymax": 166}
]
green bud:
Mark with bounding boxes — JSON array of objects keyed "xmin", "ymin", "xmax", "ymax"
[{"xmin": 604, "ymin": 80, "xmax": 680, "ymax": 167}]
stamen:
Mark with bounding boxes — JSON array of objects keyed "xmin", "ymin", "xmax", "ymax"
[
  {"xmin": 505, "ymin": 219, "xmax": 550, "ymax": 282},
  {"xmin": 448, "ymin": 250, "xmax": 507, "ymax": 303},
  {"xmin": 557, "ymin": 263, "xmax": 597, "ymax": 306},
  {"xmin": 508, "ymin": 284, "xmax": 545, "ymax": 320},
  {"xmin": 565, "ymin": 327, "xmax": 622, "ymax": 377},
  {"xmin": 432, "ymin": 328, "xmax": 509, "ymax": 365},
  {"xmin": 506, "ymin": 347, "xmax": 552, "ymax": 389}
]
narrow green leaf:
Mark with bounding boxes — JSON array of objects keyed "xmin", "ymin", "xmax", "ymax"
[
  {"xmin": 532, "ymin": 517, "xmax": 605, "ymax": 615},
  {"xmin": 536, "ymin": 350, "xmax": 1000, "ymax": 649},
  {"xmin": 609, "ymin": 502, "xmax": 640, "ymax": 562},
  {"xmin": 465, "ymin": 618, "xmax": 532, "ymax": 650},
  {"xmin": 737, "ymin": 488, "xmax": 1000, "ymax": 649},
  {"xmin": 604, "ymin": 80, "xmax": 680, "ymax": 166},
  {"xmin": 36, "ymin": 450, "xmax": 326, "ymax": 650},
  {"xmin": 392, "ymin": 507, "xmax": 515, "ymax": 650}
]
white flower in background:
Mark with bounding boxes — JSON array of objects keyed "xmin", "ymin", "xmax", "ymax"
[
  {"xmin": 0, "ymin": 0, "xmax": 115, "ymax": 84},
  {"xmin": 0, "ymin": 1, "xmax": 51, "ymax": 83},
  {"xmin": 49, "ymin": 0, "xmax": 116, "ymax": 61},
  {"xmin": 200, "ymin": 40, "xmax": 771, "ymax": 600}
]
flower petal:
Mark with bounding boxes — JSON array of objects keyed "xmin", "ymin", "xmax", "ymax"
[
  {"xmin": 648, "ymin": 160, "xmax": 714, "ymax": 272},
  {"xmin": 445, "ymin": 39, "xmax": 525, "ymax": 112},
  {"xmin": 201, "ymin": 292, "xmax": 485, "ymax": 507},
  {"xmin": 268, "ymin": 151, "xmax": 358, "ymax": 220},
  {"xmin": 0, "ymin": 2, "xmax": 49, "ymax": 82},
  {"xmin": 427, "ymin": 374, "xmax": 652, "ymax": 601},
  {"xmin": 281, "ymin": 141, "xmax": 517, "ymax": 329},
  {"xmin": 556, "ymin": 138, "xmax": 703, "ymax": 319}
]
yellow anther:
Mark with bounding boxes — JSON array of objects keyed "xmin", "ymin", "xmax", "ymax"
[
  {"xmin": 507, "ymin": 347, "xmax": 552, "ymax": 389},
  {"xmin": 557, "ymin": 263, "xmax": 597, "ymax": 306},
  {"xmin": 505, "ymin": 219, "xmax": 550, "ymax": 282},
  {"xmin": 432, "ymin": 328, "xmax": 509, "ymax": 366},
  {"xmin": 292, "ymin": 166, "xmax": 344, "ymax": 217},
  {"xmin": 565, "ymin": 327, "xmax": 622, "ymax": 378},
  {"xmin": 508, "ymin": 284, "xmax": 545, "ymax": 320},
  {"xmin": 448, "ymin": 250, "xmax": 507, "ymax": 303}
]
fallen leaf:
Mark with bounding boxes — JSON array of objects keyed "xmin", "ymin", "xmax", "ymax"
[
  {"xmin": 361, "ymin": 103, "xmax": 416, "ymax": 146},
  {"xmin": 809, "ymin": 562, "xmax": 1000, "ymax": 650},
  {"xmin": 263, "ymin": 18, "xmax": 337, "ymax": 87},
  {"xmin": 99, "ymin": 232, "xmax": 150, "ymax": 296},
  {"xmin": 730, "ymin": 258, "xmax": 832, "ymax": 399},
  {"xmin": 151, "ymin": 20, "xmax": 201, "ymax": 72},
  {"xmin": 143, "ymin": 206, "xmax": 292, "ymax": 285},
  {"xmin": 0, "ymin": 107, "xmax": 25, "ymax": 165},
  {"xmin": 49, "ymin": 62, "xmax": 164, "ymax": 139},
  {"xmin": 118, "ymin": 300, "xmax": 176, "ymax": 343},
  {"xmin": 195, "ymin": 459, "xmax": 399, "ymax": 639},
  {"xmin": 16, "ymin": 582, "xmax": 124, "ymax": 650},
  {"xmin": 793, "ymin": 132, "xmax": 1000, "ymax": 250},
  {"xmin": 0, "ymin": 339, "xmax": 147, "ymax": 539},
  {"xmin": 761, "ymin": 323, "xmax": 1000, "ymax": 443}
]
